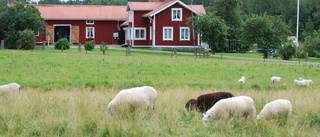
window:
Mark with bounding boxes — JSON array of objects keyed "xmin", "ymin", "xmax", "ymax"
[
  {"xmin": 163, "ymin": 27, "xmax": 173, "ymax": 41},
  {"xmin": 134, "ymin": 28, "xmax": 146, "ymax": 40},
  {"xmin": 180, "ymin": 27, "xmax": 190, "ymax": 41},
  {"xmin": 86, "ymin": 20, "xmax": 94, "ymax": 24},
  {"xmin": 36, "ymin": 31, "xmax": 39, "ymax": 36},
  {"xmin": 86, "ymin": 27, "xmax": 94, "ymax": 38},
  {"xmin": 172, "ymin": 8, "xmax": 182, "ymax": 21}
]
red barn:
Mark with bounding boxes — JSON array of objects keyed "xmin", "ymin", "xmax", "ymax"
[
  {"xmin": 34, "ymin": 4, "xmax": 127, "ymax": 45},
  {"xmin": 124, "ymin": 0, "xmax": 206, "ymax": 47}
]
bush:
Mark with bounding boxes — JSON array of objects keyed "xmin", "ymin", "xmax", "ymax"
[
  {"xmin": 4, "ymin": 30, "xmax": 19, "ymax": 49},
  {"xmin": 16, "ymin": 29, "xmax": 36, "ymax": 50},
  {"xmin": 278, "ymin": 41, "xmax": 296, "ymax": 60},
  {"xmin": 54, "ymin": 38, "xmax": 71, "ymax": 50},
  {"xmin": 84, "ymin": 40, "xmax": 95, "ymax": 51},
  {"xmin": 4, "ymin": 29, "xmax": 36, "ymax": 49},
  {"xmin": 100, "ymin": 42, "xmax": 109, "ymax": 54}
]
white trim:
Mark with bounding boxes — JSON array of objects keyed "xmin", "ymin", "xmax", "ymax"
[
  {"xmin": 86, "ymin": 27, "xmax": 95, "ymax": 38},
  {"xmin": 144, "ymin": 1, "xmax": 201, "ymax": 17},
  {"xmin": 53, "ymin": 24, "xmax": 72, "ymax": 43},
  {"xmin": 128, "ymin": 11, "xmax": 133, "ymax": 22},
  {"xmin": 150, "ymin": 26, "xmax": 152, "ymax": 40},
  {"xmin": 152, "ymin": 15, "xmax": 156, "ymax": 46},
  {"xmin": 134, "ymin": 27, "xmax": 146, "ymax": 40},
  {"xmin": 179, "ymin": 27, "xmax": 190, "ymax": 41},
  {"xmin": 131, "ymin": 11, "xmax": 135, "ymax": 46},
  {"xmin": 172, "ymin": 8, "xmax": 182, "ymax": 21},
  {"xmin": 86, "ymin": 20, "xmax": 94, "ymax": 25},
  {"xmin": 163, "ymin": 27, "xmax": 173, "ymax": 41}
]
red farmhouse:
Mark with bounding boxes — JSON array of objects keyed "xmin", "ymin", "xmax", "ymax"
[
  {"xmin": 124, "ymin": 0, "xmax": 206, "ymax": 47},
  {"xmin": 33, "ymin": 0, "xmax": 205, "ymax": 47}
]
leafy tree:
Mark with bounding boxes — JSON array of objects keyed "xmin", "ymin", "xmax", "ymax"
[
  {"xmin": 304, "ymin": 29, "xmax": 320, "ymax": 58},
  {"xmin": 187, "ymin": 13, "xmax": 228, "ymax": 54},
  {"xmin": 241, "ymin": 14, "xmax": 291, "ymax": 58},
  {"xmin": 0, "ymin": 1, "xmax": 45, "ymax": 49},
  {"xmin": 208, "ymin": 0, "xmax": 242, "ymax": 40}
]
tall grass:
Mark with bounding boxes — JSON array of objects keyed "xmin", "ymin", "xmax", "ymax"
[
  {"xmin": 0, "ymin": 88, "xmax": 319, "ymax": 136},
  {"xmin": 0, "ymin": 49, "xmax": 319, "ymax": 136}
]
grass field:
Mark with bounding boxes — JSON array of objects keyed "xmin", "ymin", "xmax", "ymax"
[{"xmin": 0, "ymin": 48, "xmax": 319, "ymax": 136}]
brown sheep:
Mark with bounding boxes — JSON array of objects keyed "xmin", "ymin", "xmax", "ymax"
[{"xmin": 185, "ymin": 92, "xmax": 235, "ymax": 113}]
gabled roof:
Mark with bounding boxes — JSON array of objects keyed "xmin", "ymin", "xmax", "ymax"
[
  {"xmin": 34, "ymin": 4, "xmax": 127, "ymax": 21},
  {"xmin": 126, "ymin": 2, "xmax": 163, "ymax": 11},
  {"xmin": 126, "ymin": 0, "xmax": 206, "ymax": 18}
]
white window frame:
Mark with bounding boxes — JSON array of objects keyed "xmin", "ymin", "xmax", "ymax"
[
  {"xmin": 163, "ymin": 27, "xmax": 173, "ymax": 41},
  {"xmin": 134, "ymin": 28, "xmax": 146, "ymax": 40},
  {"xmin": 180, "ymin": 27, "xmax": 190, "ymax": 41},
  {"xmin": 172, "ymin": 8, "xmax": 182, "ymax": 21},
  {"xmin": 86, "ymin": 20, "xmax": 94, "ymax": 25},
  {"xmin": 86, "ymin": 27, "xmax": 95, "ymax": 38},
  {"xmin": 36, "ymin": 31, "xmax": 39, "ymax": 36}
]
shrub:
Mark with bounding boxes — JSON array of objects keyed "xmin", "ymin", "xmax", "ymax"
[
  {"xmin": 84, "ymin": 40, "xmax": 95, "ymax": 51},
  {"xmin": 16, "ymin": 29, "xmax": 36, "ymax": 50},
  {"xmin": 54, "ymin": 38, "xmax": 70, "ymax": 50},
  {"xmin": 100, "ymin": 42, "xmax": 109, "ymax": 54},
  {"xmin": 4, "ymin": 30, "xmax": 19, "ymax": 49},
  {"xmin": 278, "ymin": 41, "xmax": 296, "ymax": 60}
]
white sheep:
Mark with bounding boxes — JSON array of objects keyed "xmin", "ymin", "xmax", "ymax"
[
  {"xmin": 294, "ymin": 79, "xmax": 310, "ymax": 87},
  {"xmin": 299, "ymin": 78, "xmax": 313, "ymax": 85},
  {"xmin": 270, "ymin": 76, "xmax": 281, "ymax": 84},
  {"xmin": 0, "ymin": 83, "xmax": 20, "ymax": 93},
  {"xmin": 256, "ymin": 99, "xmax": 292, "ymax": 121},
  {"xmin": 107, "ymin": 86, "xmax": 157, "ymax": 114},
  {"xmin": 238, "ymin": 76, "xmax": 246, "ymax": 83},
  {"xmin": 202, "ymin": 96, "xmax": 256, "ymax": 126}
]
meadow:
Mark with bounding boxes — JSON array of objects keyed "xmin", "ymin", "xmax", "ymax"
[{"xmin": 0, "ymin": 48, "xmax": 319, "ymax": 136}]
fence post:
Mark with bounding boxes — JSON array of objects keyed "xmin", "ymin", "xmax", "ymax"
[
  {"xmin": 173, "ymin": 48, "xmax": 177, "ymax": 58},
  {"xmin": 0, "ymin": 40, "xmax": 4, "ymax": 49},
  {"xmin": 78, "ymin": 43, "xmax": 81, "ymax": 53},
  {"xmin": 127, "ymin": 46, "xmax": 131, "ymax": 56},
  {"xmin": 42, "ymin": 41, "xmax": 45, "ymax": 51}
]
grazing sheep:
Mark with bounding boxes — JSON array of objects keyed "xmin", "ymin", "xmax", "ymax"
[
  {"xmin": 0, "ymin": 83, "xmax": 20, "ymax": 93},
  {"xmin": 202, "ymin": 96, "xmax": 256, "ymax": 126},
  {"xmin": 238, "ymin": 76, "xmax": 246, "ymax": 83},
  {"xmin": 107, "ymin": 86, "xmax": 157, "ymax": 114},
  {"xmin": 185, "ymin": 99, "xmax": 197, "ymax": 111},
  {"xmin": 185, "ymin": 92, "xmax": 234, "ymax": 112},
  {"xmin": 256, "ymin": 99, "xmax": 292, "ymax": 121},
  {"xmin": 294, "ymin": 79, "xmax": 310, "ymax": 87},
  {"xmin": 299, "ymin": 78, "xmax": 313, "ymax": 85},
  {"xmin": 270, "ymin": 76, "xmax": 281, "ymax": 83}
]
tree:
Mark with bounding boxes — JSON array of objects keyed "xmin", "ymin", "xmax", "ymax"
[
  {"xmin": 304, "ymin": 29, "xmax": 320, "ymax": 58},
  {"xmin": 187, "ymin": 13, "xmax": 228, "ymax": 54},
  {"xmin": 241, "ymin": 14, "xmax": 290, "ymax": 58},
  {"xmin": 0, "ymin": 1, "xmax": 45, "ymax": 49},
  {"xmin": 209, "ymin": 0, "xmax": 242, "ymax": 40}
]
